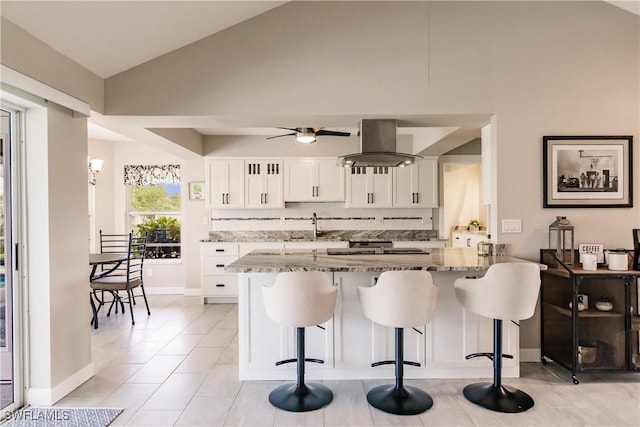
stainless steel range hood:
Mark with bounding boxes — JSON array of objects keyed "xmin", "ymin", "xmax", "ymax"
[{"xmin": 337, "ymin": 119, "xmax": 422, "ymax": 167}]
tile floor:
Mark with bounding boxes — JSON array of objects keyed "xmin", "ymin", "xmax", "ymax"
[{"xmin": 56, "ymin": 295, "xmax": 640, "ymax": 426}]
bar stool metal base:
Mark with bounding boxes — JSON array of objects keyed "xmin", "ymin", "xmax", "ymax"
[
  {"xmin": 268, "ymin": 383, "xmax": 333, "ymax": 412},
  {"xmin": 463, "ymin": 383, "xmax": 534, "ymax": 413},
  {"xmin": 367, "ymin": 384, "xmax": 433, "ymax": 416}
]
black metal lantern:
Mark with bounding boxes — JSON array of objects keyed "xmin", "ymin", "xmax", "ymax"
[{"xmin": 549, "ymin": 216, "xmax": 574, "ymax": 265}]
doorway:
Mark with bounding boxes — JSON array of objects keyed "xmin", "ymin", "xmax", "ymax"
[{"xmin": 441, "ymin": 159, "xmax": 487, "ymax": 244}]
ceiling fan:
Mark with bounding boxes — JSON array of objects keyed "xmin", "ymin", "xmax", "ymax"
[{"xmin": 267, "ymin": 127, "xmax": 351, "ymax": 144}]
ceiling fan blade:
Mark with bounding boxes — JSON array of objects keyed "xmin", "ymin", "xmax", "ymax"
[
  {"xmin": 316, "ymin": 130, "xmax": 351, "ymax": 137},
  {"xmin": 266, "ymin": 133, "xmax": 296, "ymax": 140}
]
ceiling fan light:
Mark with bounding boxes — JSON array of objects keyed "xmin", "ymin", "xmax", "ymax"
[{"xmin": 295, "ymin": 131, "xmax": 317, "ymax": 144}]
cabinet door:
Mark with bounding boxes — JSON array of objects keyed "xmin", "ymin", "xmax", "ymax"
[
  {"xmin": 345, "ymin": 167, "xmax": 369, "ymax": 207},
  {"xmin": 315, "ymin": 159, "xmax": 345, "ymax": 202},
  {"xmin": 207, "ymin": 159, "xmax": 244, "ymax": 209},
  {"xmin": 346, "ymin": 166, "xmax": 392, "ymax": 208},
  {"xmin": 284, "ymin": 160, "xmax": 315, "ymax": 201},
  {"xmin": 245, "ymin": 161, "xmax": 284, "ymax": 208},
  {"xmin": 370, "ymin": 166, "xmax": 393, "ymax": 207},
  {"xmin": 393, "ymin": 158, "xmax": 438, "ymax": 208}
]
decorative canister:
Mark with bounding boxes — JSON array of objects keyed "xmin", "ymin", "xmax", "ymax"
[{"xmin": 606, "ymin": 251, "xmax": 628, "ymax": 271}]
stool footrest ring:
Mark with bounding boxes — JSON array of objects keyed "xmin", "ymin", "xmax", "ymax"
[
  {"xmin": 275, "ymin": 358, "xmax": 324, "ymax": 366},
  {"xmin": 464, "ymin": 352, "xmax": 513, "ymax": 361},
  {"xmin": 371, "ymin": 360, "xmax": 421, "ymax": 368}
]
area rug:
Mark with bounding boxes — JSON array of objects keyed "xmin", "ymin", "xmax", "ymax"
[{"xmin": 2, "ymin": 407, "xmax": 123, "ymax": 427}]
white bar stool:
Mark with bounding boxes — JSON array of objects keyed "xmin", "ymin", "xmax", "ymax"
[
  {"xmin": 454, "ymin": 262, "xmax": 541, "ymax": 413},
  {"xmin": 262, "ymin": 271, "xmax": 338, "ymax": 412},
  {"xmin": 358, "ymin": 270, "xmax": 438, "ymax": 415}
]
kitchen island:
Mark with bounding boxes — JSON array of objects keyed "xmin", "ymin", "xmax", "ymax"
[{"xmin": 225, "ymin": 248, "xmax": 543, "ymax": 381}]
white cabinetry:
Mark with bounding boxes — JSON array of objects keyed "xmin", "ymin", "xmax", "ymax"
[
  {"xmin": 245, "ymin": 160, "xmax": 284, "ymax": 208},
  {"xmin": 238, "ymin": 270, "xmax": 520, "ymax": 380},
  {"xmin": 284, "ymin": 159, "xmax": 345, "ymax": 202},
  {"xmin": 452, "ymin": 232, "xmax": 486, "ymax": 248},
  {"xmin": 346, "ymin": 166, "xmax": 393, "ymax": 208},
  {"xmin": 392, "ymin": 157, "xmax": 438, "ymax": 208},
  {"xmin": 201, "ymin": 242, "xmax": 239, "ymax": 302},
  {"xmin": 206, "ymin": 159, "xmax": 244, "ymax": 209}
]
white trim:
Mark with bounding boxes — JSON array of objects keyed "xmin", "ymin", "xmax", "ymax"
[
  {"xmin": 0, "ymin": 65, "xmax": 91, "ymax": 117},
  {"xmin": 183, "ymin": 288, "xmax": 202, "ymax": 297},
  {"xmin": 25, "ymin": 363, "xmax": 95, "ymax": 406},
  {"xmin": 520, "ymin": 347, "xmax": 541, "ymax": 363},
  {"xmin": 144, "ymin": 286, "xmax": 184, "ymax": 295}
]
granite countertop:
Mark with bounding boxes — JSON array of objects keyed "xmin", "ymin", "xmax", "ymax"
[
  {"xmin": 224, "ymin": 247, "xmax": 542, "ymax": 273},
  {"xmin": 202, "ymin": 229, "xmax": 445, "ymax": 243}
]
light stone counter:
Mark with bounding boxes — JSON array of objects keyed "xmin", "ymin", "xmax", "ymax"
[
  {"xmin": 230, "ymin": 247, "xmax": 544, "ymax": 381},
  {"xmin": 225, "ymin": 247, "xmax": 536, "ymax": 273}
]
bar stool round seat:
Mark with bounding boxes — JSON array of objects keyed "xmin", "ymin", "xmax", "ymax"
[
  {"xmin": 358, "ymin": 270, "xmax": 438, "ymax": 415},
  {"xmin": 263, "ymin": 271, "xmax": 338, "ymax": 412},
  {"xmin": 454, "ymin": 262, "xmax": 541, "ymax": 413}
]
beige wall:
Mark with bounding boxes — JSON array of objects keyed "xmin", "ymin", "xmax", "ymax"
[
  {"xmin": 25, "ymin": 100, "xmax": 92, "ymax": 404},
  {"xmin": 1, "ymin": 18, "xmax": 104, "ymax": 113}
]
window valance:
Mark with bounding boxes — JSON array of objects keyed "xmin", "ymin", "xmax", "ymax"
[{"xmin": 124, "ymin": 165, "xmax": 180, "ymax": 186}]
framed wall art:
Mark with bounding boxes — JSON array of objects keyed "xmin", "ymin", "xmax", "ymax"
[
  {"xmin": 543, "ymin": 135, "xmax": 633, "ymax": 208},
  {"xmin": 188, "ymin": 181, "xmax": 205, "ymax": 200}
]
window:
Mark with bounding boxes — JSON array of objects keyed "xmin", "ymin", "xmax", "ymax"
[{"xmin": 125, "ymin": 165, "xmax": 181, "ymax": 259}]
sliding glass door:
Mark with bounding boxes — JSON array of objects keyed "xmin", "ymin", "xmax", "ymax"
[{"xmin": 0, "ymin": 106, "xmax": 23, "ymax": 413}]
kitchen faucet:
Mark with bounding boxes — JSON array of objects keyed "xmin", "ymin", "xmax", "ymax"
[{"xmin": 312, "ymin": 212, "xmax": 318, "ymax": 241}]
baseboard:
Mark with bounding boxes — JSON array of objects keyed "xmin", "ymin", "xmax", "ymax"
[
  {"xmin": 26, "ymin": 362, "xmax": 95, "ymax": 406},
  {"xmin": 144, "ymin": 287, "xmax": 184, "ymax": 295},
  {"xmin": 520, "ymin": 348, "xmax": 541, "ymax": 363},
  {"xmin": 183, "ymin": 288, "xmax": 201, "ymax": 297}
]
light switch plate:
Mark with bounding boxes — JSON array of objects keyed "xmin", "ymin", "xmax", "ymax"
[{"xmin": 502, "ymin": 219, "xmax": 522, "ymax": 233}]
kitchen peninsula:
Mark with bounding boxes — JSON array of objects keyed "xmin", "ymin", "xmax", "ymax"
[{"xmin": 225, "ymin": 248, "xmax": 545, "ymax": 381}]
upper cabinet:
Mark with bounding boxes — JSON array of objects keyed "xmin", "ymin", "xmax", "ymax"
[
  {"xmin": 284, "ymin": 159, "xmax": 345, "ymax": 202},
  {"xmin": 206, "ymin": 159, "xmax": 245, "ymax": 209},
  {"xmin": 245, "ymin": 160, "xmax": 284, "ymax": 208},
  {"xmin": 392, "ymin": 157, "xmax": 438, "ymax": 208},
  {"xmin": 346, "ymin": 166, "xmax": 393, "ymax": 208},
  {"xmin": 206, "ymin": 157, "xmax": 438, "ymax": 209}
]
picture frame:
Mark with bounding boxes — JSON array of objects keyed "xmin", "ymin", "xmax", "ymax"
[
  {"xmin": 543, "ymin": 136, "xmax": 633, "ymax": 208},
  {"xmin": 188, "ymin": 181, "xmax": 205, "ymax": 200}
]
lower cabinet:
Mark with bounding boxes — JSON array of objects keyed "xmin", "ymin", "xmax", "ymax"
[
  {"xmin": 452, "ymin": 231, "xmax": 486, "ymax": 248},
  {"xmin": 200, "ymin": 242, "xmax": 239, "ymax": 303}
]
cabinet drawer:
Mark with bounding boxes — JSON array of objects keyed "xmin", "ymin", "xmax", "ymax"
[
  {"xmin": 201, "ymin": 243, "xmax": 239, "ymax": 256},
  {"xmin": 202, "ymin": 275, "xmax": 238, "ymax": 296},
  {"xmin": 203, "ymin": 255, "xmax": 238, "ymax": 275}
]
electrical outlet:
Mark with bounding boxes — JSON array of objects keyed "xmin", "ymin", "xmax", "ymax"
[
  {"xmin": 280, "ymin": 217, "xmax": 285, "ymax": 225},
  {"xmin": 502, "ymin": 219, "xmax": 522, "ymax": 233}
]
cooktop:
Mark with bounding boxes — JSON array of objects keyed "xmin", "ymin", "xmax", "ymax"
[{"xmin": 326, "ymin": 247, "xmax": 429, "ymax": 255}]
